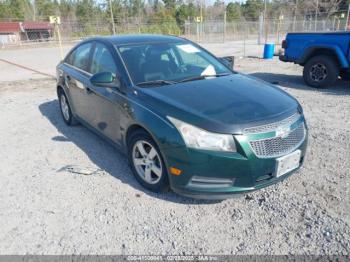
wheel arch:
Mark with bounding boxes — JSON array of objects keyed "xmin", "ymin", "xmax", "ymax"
[
  {"xmin": 125, "ymin": 124, "xmax": 149, "ymax": 146},
  {"xmin": 125, "ymin": 123, "xmax": 166, "ymax": 154},
  {"xmin": 57, "ymin": 84, "xmax": 64, "ymax": 95},
  {"xmin": 123, "ymin": 115, "xmax": 184, "ymax": 167},
  {"xmin": 299, "ymin": 46, "xmax": 349, "ymax": 68},
  {"xmin": 57, "ymin": 84, "xmax": 78, "ymax": 119},
  {"xmin": 124, "ymin": 122, "xmax": 173, "ymax": 177}
]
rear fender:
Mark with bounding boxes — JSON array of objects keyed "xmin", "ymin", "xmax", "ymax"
[{"xmin": 299, "ymin": 45, "xmax": 349, "ymax": 68}]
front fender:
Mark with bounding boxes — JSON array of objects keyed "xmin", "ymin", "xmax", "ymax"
[{"xmin": 121, "ymin": 97, "xmax": 185, "ymax": 151}]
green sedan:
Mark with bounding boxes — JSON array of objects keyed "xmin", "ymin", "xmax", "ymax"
[{"xmin": 56, "ymin": 34, "xmax": 308, "ymax": 199}]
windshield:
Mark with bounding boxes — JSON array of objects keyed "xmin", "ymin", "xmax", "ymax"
[{"xmin": 117, "ymin": 42, "xmax": 232, "ymax": 85}]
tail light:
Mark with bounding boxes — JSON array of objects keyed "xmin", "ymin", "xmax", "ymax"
[{"xmin": 282, "ymin": 40, "xmax": 287, "ymax": 49}]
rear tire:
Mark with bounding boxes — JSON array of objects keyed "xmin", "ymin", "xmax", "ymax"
[
  {"xmin": 303, "ymin": 55, "xmax": 339, "ymax": 88},
  {"xmin": 127, "ymin": 129, "xmax": 169, "ymax": 192},
  {"xmin": 58, "ymin": 89, "xmax": 79, "ymax": 126}
]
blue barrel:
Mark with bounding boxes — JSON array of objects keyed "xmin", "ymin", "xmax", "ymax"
[{"xmin": 263, "ymin": 43, "xmax": 275, "ymax": 59}]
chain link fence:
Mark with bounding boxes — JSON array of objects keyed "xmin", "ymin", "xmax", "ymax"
[{"xmin": 1, "ymin": 16, "xmax": 349, "ymax": 57}]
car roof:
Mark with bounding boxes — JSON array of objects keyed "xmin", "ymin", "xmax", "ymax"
[{"xmin": 86, "ymin": 34, "xmax": 188, "ymax": 46}]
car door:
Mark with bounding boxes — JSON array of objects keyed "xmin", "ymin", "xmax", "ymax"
[
  {"xmin": 86, "ymin": 41, "xmax": 124, "ymax": 145},
  {"xmin": 63, "ymin": 42, "xmax": 94, "ymax": 123}
]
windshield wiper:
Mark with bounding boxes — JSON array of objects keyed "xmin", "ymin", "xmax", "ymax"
[
  {"xmin": 178, "ymin": 73, "xmax": 231, "ymax": 83},
  {"xmin": 136, "ymin": 80, "xmax": 176, "ymax": 87}
]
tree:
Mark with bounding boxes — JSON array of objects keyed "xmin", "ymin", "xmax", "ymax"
[
  {"xmin": 76, "ymin": 0, "xmax": 95, "ymax": 24},
  {"xmin": 0, "ymin": 0, "xmax": 32, "ymax": 20},
  {"xmin": 226, "ymin": 2, "xmax": 242, "ymax": 21},
  {"xmin": 107, "ymin": 0, "xmax": 124, "ymax": 23},
  {"xmin": 0, "ymin": 1, "xmax": 13, "ymax": 20},
  {"xmin": 35, "ymin": 0, "xmax": 58, "ymax": 18},
  {"xmin": 299, "ymin": 0, "xmax": 343, "ymax": 19},
  {"xmin": 242, "ymin": 0, "xmax": 264, "ymax": 20},
  {"xmin": 131, "ymin": 0, "xmax": 144, "ymax": 17},
  {"xmin": 209, "ymin": 0, "xmax": 225, "ymax": 19},
  {"xmin": 58, "ymin": 0, "xmax": 77, "ymax": 20},
  {"xmin": 163, "ymin": 0, "xmax": 176, "ymax": 11},
  {"xmin": 175, "ymin": 2, "xmax": 197, "ymax": 28}
]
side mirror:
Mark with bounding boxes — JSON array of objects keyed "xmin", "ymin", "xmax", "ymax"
[
  {"xmin": 220, "ymin": 56, "xmax": 235, "ymax": 70},
  {"xmin": 90, "ymin": 72, "xmax": 120, "ymax": 88}
]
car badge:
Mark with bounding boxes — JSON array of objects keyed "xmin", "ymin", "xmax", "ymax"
[{"xmin": 276, "ymin": 125, "xmax": 290, "ymax": 138}]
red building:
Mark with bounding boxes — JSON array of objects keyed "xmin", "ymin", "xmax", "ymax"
[{"xmin": 0, "ymin": 21, "xmax": 53, "ymax": 45}]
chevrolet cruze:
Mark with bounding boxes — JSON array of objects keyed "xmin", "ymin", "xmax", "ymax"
[{"xmin": 56, "ymin": 34, "xmax": 308, "ymax": 199}]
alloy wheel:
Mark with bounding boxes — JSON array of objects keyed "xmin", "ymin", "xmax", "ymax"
[
  {"xmin": 132, "ymin": 140, "xmax": 163, "ymax": 184},
  {"xmin": 310, "ymin": 63, "xmax": 327, "ymax": 82},
  {"xmin": 60, "ymin": 94, "xmax": 70, "ymax": 121}
]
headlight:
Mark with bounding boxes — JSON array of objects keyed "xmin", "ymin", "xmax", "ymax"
[{"xmin": 167, "ymin": 117, "xmax": 236, "ymax": 152}]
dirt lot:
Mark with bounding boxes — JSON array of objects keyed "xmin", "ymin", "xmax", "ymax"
[{"xmin": 0, "ymin": 57, "xmax": 349, "ymax": 255}]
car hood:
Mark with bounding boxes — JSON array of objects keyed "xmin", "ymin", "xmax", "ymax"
[{"xmin": 137, "ymin": 74, "xmax": 299, "ymax": 134}]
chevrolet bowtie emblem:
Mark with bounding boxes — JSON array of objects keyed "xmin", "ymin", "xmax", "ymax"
[{"xmin": 276, "ymin": 125, "xmax": 290, "ymax": 138}]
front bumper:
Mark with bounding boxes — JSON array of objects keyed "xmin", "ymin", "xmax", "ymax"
[{"xmin": 161, "ymin": 120, "xmax": 308, "ymax": 200}]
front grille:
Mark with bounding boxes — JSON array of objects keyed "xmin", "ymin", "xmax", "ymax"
[
  {"xmin": 249, "ymin": 123, "xmax": 306, "ymax": 158},
  {"xmin": 244, "ymin": 112, "xmax": 301, "ymax": 134}
]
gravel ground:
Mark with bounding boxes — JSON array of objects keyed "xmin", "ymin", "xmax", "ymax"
[{"xmin": 0, "ymin": 57, "xmax": 349, "ymax": 255}]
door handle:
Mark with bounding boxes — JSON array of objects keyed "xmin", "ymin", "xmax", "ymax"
[{"xmin": 64, "ymin": 75, "xmax": 71, "ymax": 85}]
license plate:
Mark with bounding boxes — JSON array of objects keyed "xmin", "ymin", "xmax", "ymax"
[{"xmin": 275, "ymin": 150, "xmax": 301, "ymax": 178}]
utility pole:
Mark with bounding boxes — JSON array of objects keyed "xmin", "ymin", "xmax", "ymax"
[
  {"xmin": 345, "ymin": 3, "xmax": 350, "ymax": 31},
  {"xmin": 109, "ymin": 0, "xmax": 116, "ymax": 35},
  {"xmin": 258, "ymin": 13, "xmax": 263, "ymax": 44},
  {"xmin": 264, "ymin": 0, "xmax": 268, "ymax": 44},
  {"xmin": 223, "ymin": 10, "xmax": 226, "ymax": 43},
  {"xmin": 33, "ymin": 0, "xmax": 36, "ymax": 21},
  {"xmin": 200, "ymin": 0, "xmax": 203, "ymax": 42},
  {"xmin": 314, "ymin": 0, "xmax": 318, "ymax": 31},
  {"xmin": 292, "ymin": 0, "xmax": 298, "ymax": 32}
]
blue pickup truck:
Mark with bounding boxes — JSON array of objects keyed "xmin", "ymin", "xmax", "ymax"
[{"xmin": 280, "ymin": 32, "xmax": 350, "ymax": 88}]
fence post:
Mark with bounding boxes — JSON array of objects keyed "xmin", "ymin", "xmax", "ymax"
[
  {"xmin": 292, "ymin": 0, "xmax": 297, "ymax": 32},
  {"xmin": 223, "ymin": 11, "xmax": 226, "ymax": 43},
  {"xmin": 258, "ymin": 13, "xmax": 263, "ymax": 45},
  {"xmin": 243, "ymin": 23, "xmax": 247, "ymax": 57},
  {"xmin": 264, "ymin": 19, "xmax": 269, "ymax": 44},
  {"xmin": 196, "ymin": 22, "xmax": 199, "ymax": 42},
  {"xmin": 55, "ymin": 24, "xmax": 63, "ymax": 60},
  {"xmin": 276, "ymin": 20, "xmax": 280, "ymax": 44},
  {"xmin": 109, "ymin": 0, "xmax": 116, "ymax": 35},
  {"xmin": 337, "ymin": 18, "xmax": 340, "ymax": 31},
  {"xmin": 345, "ymin": 4, "xmax": 350, "ymax": 31},
  {"xmin": 315, "ymin": 0, "xmax": 318, "ymax": 31}
]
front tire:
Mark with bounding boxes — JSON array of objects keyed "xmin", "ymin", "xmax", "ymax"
[
  {"xmin": 127, "ymin": 130, "xmax": 169, "ymax": 192},
  {"xmin": 58, "ymin": 89, "xmax": 78, "ymax": 126},
  {"xmin": 303, "ymin": 55, "xmax": 339, "ymax": 88}
]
